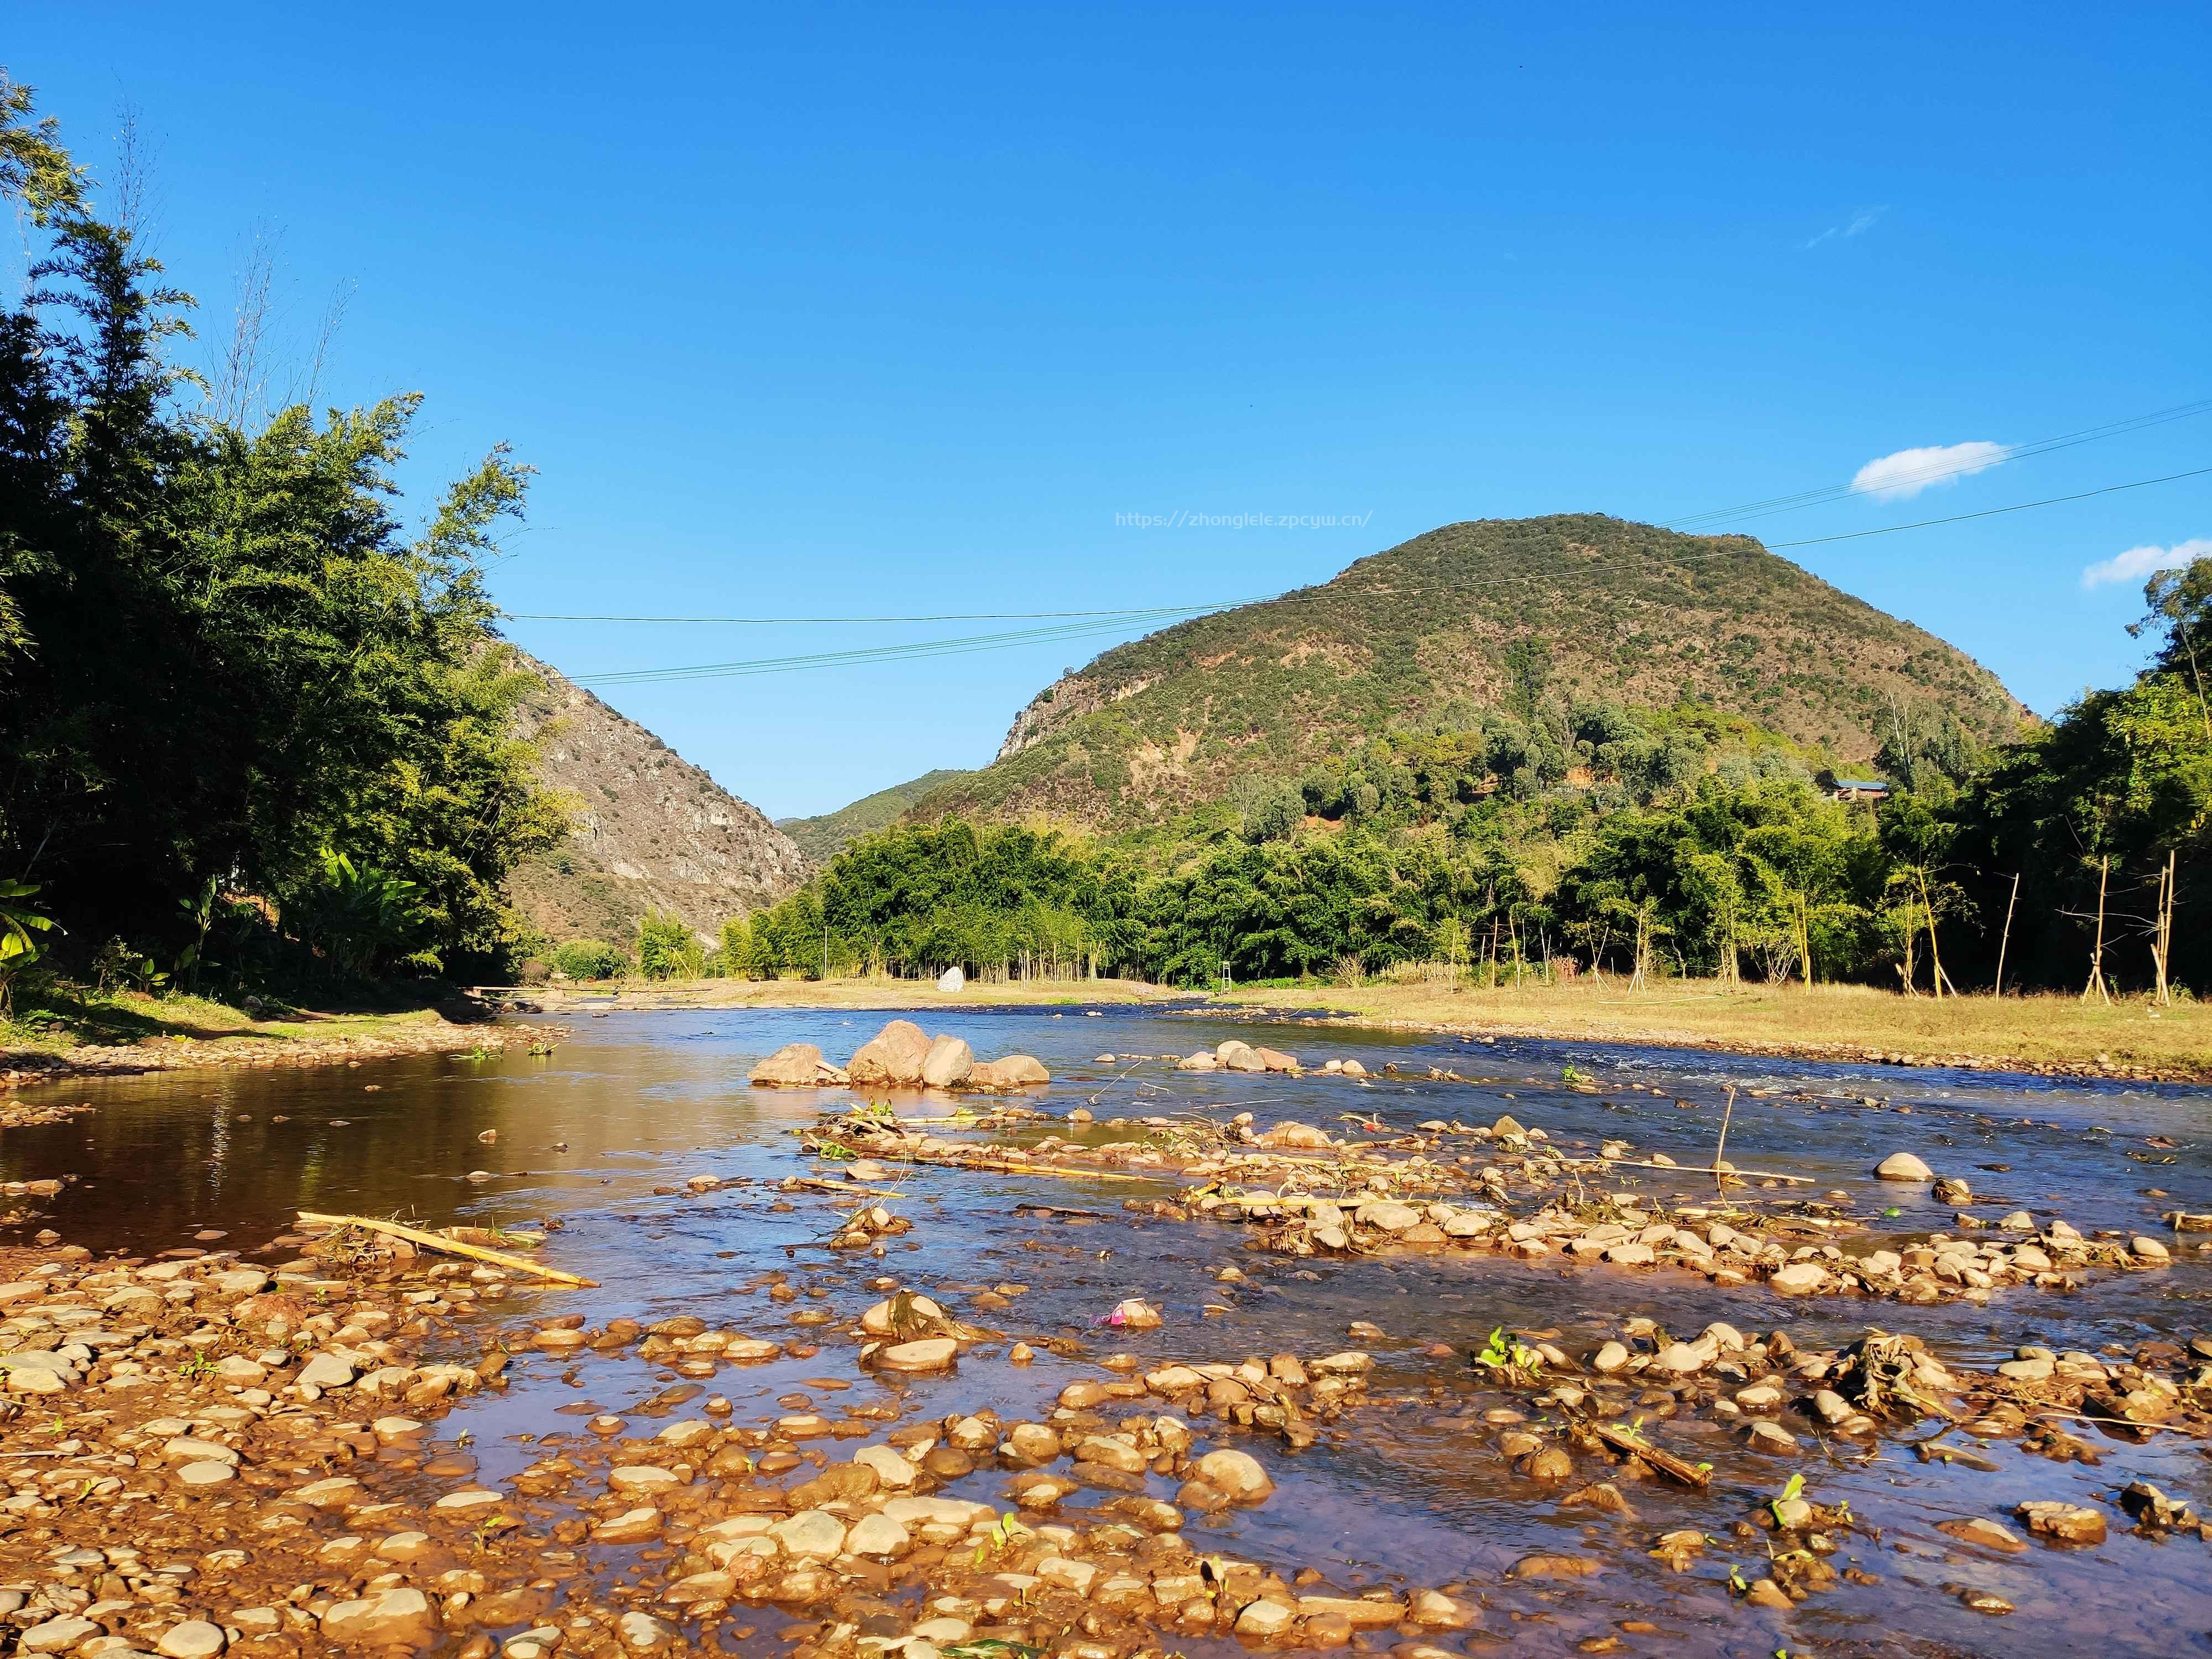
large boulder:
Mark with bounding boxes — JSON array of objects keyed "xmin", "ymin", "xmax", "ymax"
[
  {"xmin": 921, "ymin": 1036, "xmax": 974, "ymax": 1088},
  {"xmin": 848, "ymin": 1020, "xmax": 931, "ymax": 1086},
  {"xmin": 749, "ymin": 1043, "xmax": 826, "ymax": 1087},
  {"xmin": 1875, "ymin": 1152, "xmax": 1933, "ymax": 1182},
  {"xmin": 1216, "ymin": 1040, "xmax": 1267, "ymax": 1073},
  {"xmin": 937, "ymin": 966, "xmax": 965, "ymax": 992},
  {"xmin": 969, "ymin": 1054, "xmax": 1050, "ymax": 1089}
]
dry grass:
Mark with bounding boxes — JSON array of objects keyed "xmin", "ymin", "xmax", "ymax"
[{"xmin": 1213, "ymin": 978, "xmax": 2211, "ymax": 1079}]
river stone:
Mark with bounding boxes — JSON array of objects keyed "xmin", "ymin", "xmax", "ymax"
[
  {"xmin": 592, "ymin": 1507, "xmax": 662, "ymax": 1543},
  {"xmin": 1938, "ymin": 1517, "xmax": 2028, "ymax": 1553},
  {"xmin": 848, "ymin": 1020, "xmax": 930, "ymax": 1085},
  {"xmin": 434, "ymin": 1486, "xmax": 507, "ymax": 1511},
  {"xmin": 2017, "ymin": 1500, "xmax": 2106, "ymax": 1544},
  {"xmin": 853, "ymin": 1444, "xmax": 920, "ymax": 1488},
  {"xmin": 1196, "ymin": 1447, "xmax": 1274, "ymax": 1501},
  {"xmin": 1769, "ymin": 1262, "xmax": 1829, "ymax": 1296},
  {"xmin": 1253, "ymin": 1046, "xmax": 1301, "ymax": 1072},
  {"xmin": 1590, "ymin": 1340, "xmax": 1630, "ymax": 1373},
  {"xmin": 609, "ymin": 1465, "xmax": 682, "ymax": 1494},
  {"xmin": 176, "ymin": 1459, "xmax": 235, "ymax": 1487},
  {"xmin": 846, "ymin": 1511, "xmax": 911, "ymax": 1557},
  {"xmin": 979, "ymin": 1053, "xmax": 1050, "ymax": 1086},
  {"xmin": 1876, "ymin": 1152, "xmax": 1933, "ymax": 1181},
  {"xmin": 1235, "ymin": 1600, "xmax": 1296, "ymax": 1637},
  {"xmin": 1522, "ymin": 1445, "xmax": 1574, "ymax": 1481},
  {"xmin": 321, "ymin": 1587, "xmax": 436, "ymax": 1646},
  {"xmin": 877, "ymin": 1337, "xmax": 957, "ymax": 1373},
  {"xmin": 1745, "ymin": 1421, "xmax": 1799, "ymax": 1454},
  {"xmin": 772, "ymin": 1509, "xmax": 848, "ymax": 1558},
  {"xmin": 1177, "ymin": 1051, "xmax": 1218, "ymax": 1071},
  {"xmin": 920, "ymin": 1036, "xmax": 974, "ymax": 1088},
  {"xmin": 860, "ymin": 1293, "xmax": 945, "ymax": 1335},
  {"xmin": 1216, "ymin": 1039, "xmax": 1267, "ymax": 1072},
  {"xmin": 1651, "ymin": 1342, "xmax": 1704, "ymax": 1377},
  {"xmin": 2132, "ymin": 1236, "xmax": 2171, "ymax": 1261},
  {"xmin": 1507, "ymin": 1553, "xmax": 1599, "ymax": 1579},
  {"xmin": 164, "ymin": 1435, "xmax": 236, "ymax": 1464},
  {"xmin": 749, "ymin": 1043, "xmax": 825, "ymax": 1087},
  {"xmin": 20, "ymin": 1619, "xmax": 100, "ymax": 1654},
  {"xmin": 1355, "ymin": 1201, "xmax": 1421, "ymax": 1233},
  {"xmin": 156, "ymin": 1620, "xmax": 227, "ymax": 1658},
  {"xmin": 1933, "ymin": 1176, "xmax": 1973, "ymax": 1204},
  {"xmin": 298, "ymin": 1352, "xmax": 357, "ymax": 1390}
]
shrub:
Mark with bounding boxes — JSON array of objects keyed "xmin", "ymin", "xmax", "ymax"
[
  {"xmin": 637, "ymin": 910, "xmax": 705, "ymax": 980},
  {"xmin": 552, "ymin": 939, "xmax": 627, "ymax": 981}
]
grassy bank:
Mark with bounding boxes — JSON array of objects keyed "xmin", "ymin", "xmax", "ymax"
[
  {"xmin": 1214, "ymin": 977, "xmax": 2210, "ymax": 1081},
  {"xmin": 0, "ymin": 987, "xmax": 540, "ymax": 1084}
]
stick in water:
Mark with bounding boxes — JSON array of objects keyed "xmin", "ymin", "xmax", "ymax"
[
  {"xmin": 1713, "ymin": 1083, "xmax": 1736, "ymax": 1193},
  {"xmin": 295, "ymin": 1211, "xmax": 598, "ymax": 1287}
]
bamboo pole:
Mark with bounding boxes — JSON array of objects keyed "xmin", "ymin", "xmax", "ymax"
[
  {"xmin": 1993, "ymin": 871, "xmax": 2020, "ymax": 997},
  {"xmin": 296, "ymin": 1211, "xmax": 598, "ymax": 1287},
  {"xmin": 2083, "ymin": 856, "xmax": 2113, "ymax": 1004},
  {"xmin": 1713, "ymin": 1084, "xmax": 1736, "ymax": 1196}
]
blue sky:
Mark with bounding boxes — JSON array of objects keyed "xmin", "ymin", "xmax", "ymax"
[{"xmin": 13, "ymin": 3, "xmax": 2209, "ymax": 817}]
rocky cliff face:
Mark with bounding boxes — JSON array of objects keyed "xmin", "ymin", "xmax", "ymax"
[{"xmin": 505, "ymin": 653, "xmax": 809, "ymax": 944}]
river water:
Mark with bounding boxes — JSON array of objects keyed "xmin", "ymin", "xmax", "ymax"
[{"xmin": 6, "ymin": 1005, "xmax": 2210, "ymax": 1657}]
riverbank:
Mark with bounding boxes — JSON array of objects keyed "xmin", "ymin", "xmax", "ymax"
[
  {"xmin": 505, "ymin": 976, "xmax": 1189, "ymax": 1016},
  {"xmin": 489, "ymin": 973, "xmax": 2211, "ymax": 1083},
  {"xmin": 1215, "ymin": 978, "xmax": 2212, "ymax": 1083},
  {"xmin": 0, "ymin": 992, "xmax": 562, "ymax": 1091}
]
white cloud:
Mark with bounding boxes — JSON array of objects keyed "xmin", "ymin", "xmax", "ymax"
[
  {"xmin": 1804, "ymin": 206, "xmax": 1887, "ymax": 249},
  {"xmin": 1849, "ymin": 440, "xmax": 2008, "ymax": 502},
  {"xmin": 2080, "ymin": 536, "xmax": 2212, "ymax": 591}
]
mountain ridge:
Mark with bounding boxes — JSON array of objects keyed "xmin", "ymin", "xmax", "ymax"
[
  {"xmin": 905, "ymin": 513, "xmax": 2026, "ymax": 832},
  {"xmin": 505, "ymin": 652, "xmax": 810, "ymax": 944},
  {"xmin": 778, "ymin": 769, "xmax": 974, "ymax": 863}
]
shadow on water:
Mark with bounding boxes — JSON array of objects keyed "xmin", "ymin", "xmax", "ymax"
[{"xmin": 7, "ymin": 1004, "xmax": 2212, "ymax": 1656}]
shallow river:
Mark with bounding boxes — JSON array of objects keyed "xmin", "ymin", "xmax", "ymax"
[{"xmin": 7, "ymin": 1005, "xmax": 2212, "ymax": 1658}]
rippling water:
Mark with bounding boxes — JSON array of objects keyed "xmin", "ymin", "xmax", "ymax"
[{"xmin": 7, "ymin": 1005, "xmax": 2211, "ymax": 1657}]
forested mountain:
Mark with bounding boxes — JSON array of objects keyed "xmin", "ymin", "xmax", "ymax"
[
  {"xmin": 778, "ymin": 769, "xmax": 972, "ymax": 863},
  {"xmin": 505, "ymin": 654, "xmax": 808, "ymax": 943},
  {"xmin": 911, "ymin": 515, "xmax": 2026, "ymax": 831}
]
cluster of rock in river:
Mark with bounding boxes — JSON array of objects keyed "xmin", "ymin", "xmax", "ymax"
[
  {"xmin": 749, "ymin": 1021, "xmax": 1048, "ymax": 1093},
  {"xmin": 4, "ymin": 1203, "xmax": 2208, "ymax": 1658}
]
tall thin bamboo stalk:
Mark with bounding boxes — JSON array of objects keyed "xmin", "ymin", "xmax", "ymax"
[
  {"xmin": 2082, "ymin": 855, "xmax": 2112, "ymax": 1005},
  {"xmin": 1993, "ymin": 871, "xmax": 2020, "ymax": 997}
]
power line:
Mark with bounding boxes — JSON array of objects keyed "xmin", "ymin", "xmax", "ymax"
[
  {"xmin": 521, "ymin": 394, "xmax": 2210, "ymax": 631},
  {"xmin": 1761, "ymin": 465, "xmax": 2212, "ymax": 549},
  {"xmin": 507, "ymin": 602, "xmax": 1246, "ymax": 625},
  {"xmin": 1663, "ymin": 397, "xmax": 2212, "ymax": 530},
  {"xmin": 568, "ymin": 462, "xmax": 2212, "ymax": 687}
]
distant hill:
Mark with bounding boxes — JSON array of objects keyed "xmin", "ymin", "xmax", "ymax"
[
  {"xmin": 910, "ymin": 514, "xmax": 2027, "ymax": 831},
  {"xmin": 778, "ymin": 769, "xmax": 974, "ymax": 864},
  {"xmin": 505, "ymin": 653, "xmax": 810, "ymax": 945}
]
